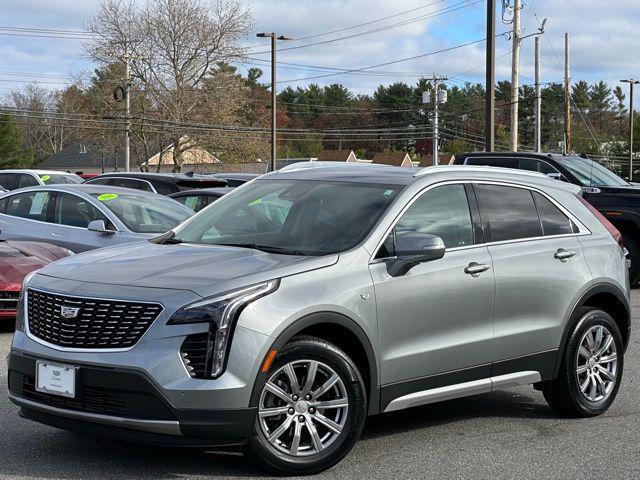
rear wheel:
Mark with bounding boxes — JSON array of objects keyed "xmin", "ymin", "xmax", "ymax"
[
  {"xmin": 247, "ymin": 336, "xmax": 367, "ymax": 475},
  {"xmin": 542, "ymin": 308, "xmax": 623, "ymax": 417}
]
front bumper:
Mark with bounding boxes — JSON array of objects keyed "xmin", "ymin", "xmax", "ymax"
[{"xmin": 8, "ymin": 351, "xmax": 257, "ymax": 446}]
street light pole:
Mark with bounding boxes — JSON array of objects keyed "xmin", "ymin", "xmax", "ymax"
[
  {"xmin": 257, "ymin": 32, "xmax": 293, "ymax": 172},
  {"xmin": 485, "ymin": 0, "xmax": 496, "ymax": 152},
  {"xmin": 621, "ymin": 79, "xmax": 639, "ymax": 181}
]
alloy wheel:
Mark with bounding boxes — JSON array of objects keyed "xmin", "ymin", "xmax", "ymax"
[
  {"xmin": 258, "ymin": 359, "xmax": 349, "ymax": 457},
  {"xmin": 576, "ymin": 325, "xmax": 618, "ymax": 403}
]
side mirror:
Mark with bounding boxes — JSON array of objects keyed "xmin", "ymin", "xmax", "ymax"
[
  {"xmin": 387, "ymin": 233, "xmax": 446, "ymax": 277},
  {"xmin": 87, "ymin": 219, "xmax": 116, "ymax": 235}
]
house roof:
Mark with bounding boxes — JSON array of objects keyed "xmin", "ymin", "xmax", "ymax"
[
  {"xmin": 419, "ymin": 153, "xmax": 455, "ymax": 167},
  {"xmin": 316, "ymin": 150, "xmax": 357, "ymax": 162},
  {"xmin": 38, "ymin": 141, "xmax": 122, "ymax": 171},
  {"xmin": 145, "ymin": 136, "xmax": 220, "ymax": 166},
  {"xmin": 372, "ymin": 152, "xmax": 413, "ymax": 167}
]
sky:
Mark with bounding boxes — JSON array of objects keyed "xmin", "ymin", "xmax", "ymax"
[{"xmin": 1, "ymin": 0, "xmax": 639, "ymax": 105}]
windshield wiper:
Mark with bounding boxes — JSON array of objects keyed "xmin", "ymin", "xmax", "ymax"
[
  {"xmin": 218, "ymin": 243, "xmax": 307, "ymax": 256},
  {"xmin": 150, "ymin": 231, "xmax": 183, "ymax": 245}
]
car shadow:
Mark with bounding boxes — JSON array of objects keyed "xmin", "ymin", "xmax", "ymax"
[{"xmin": 0, "ymin": 389, "xmax": 559, "ymax": 479}]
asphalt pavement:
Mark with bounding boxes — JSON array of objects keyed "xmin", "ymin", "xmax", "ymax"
[{"xmin": 2, "ymin": 292, "xmax": 640, "ymax": 480}]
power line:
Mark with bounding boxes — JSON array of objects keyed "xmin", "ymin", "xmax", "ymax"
[{"xmin": 247, "ymin": 0, "xmax": 482, "ymax": 55}]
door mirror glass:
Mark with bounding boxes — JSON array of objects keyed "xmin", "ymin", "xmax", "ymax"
[
  {"xmin": 387, "ymin": 233, "xmax": 445, "ymax": 277},
  {"xmin": 87, "ymin": 219, "xmax": 115, "ymax": 234}
]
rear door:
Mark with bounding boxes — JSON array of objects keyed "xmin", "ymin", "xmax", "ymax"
[
  {"xmin": 46, "ymin": 192, "xmax": 119, "ymax": 252},
  {"xmin": 0, "ymin": 190, "xmax": 51, "ymax": 242},
  {"xmin": 473, "ymin": 183, "xmax": 591, "ymax": 375}
]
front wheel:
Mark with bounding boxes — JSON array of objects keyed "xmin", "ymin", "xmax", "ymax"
[
  {"xmin": 542, "ymin": 308, "xmax": 623, "ymax": 417},
  {"xmin": 247, "ymin": 336, "xmax": 367, "ymax": 475}
]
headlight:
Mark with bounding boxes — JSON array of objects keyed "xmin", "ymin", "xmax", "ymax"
[
  {"xmin": 168, "ymin": 280, "xmax": 279, "ymax": 378},
  {"xmin": 15, "ymin": 271, "xmax": 38, "ymax": 332}
]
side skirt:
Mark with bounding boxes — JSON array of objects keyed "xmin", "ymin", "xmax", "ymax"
[{"xmin": 381, "ymin": 349, "xmax": 557, "ymax": 413}]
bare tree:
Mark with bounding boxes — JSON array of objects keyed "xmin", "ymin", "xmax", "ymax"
[{"xmin": 86, "ymin": 0, "xmax": 254, "ymax": 171}]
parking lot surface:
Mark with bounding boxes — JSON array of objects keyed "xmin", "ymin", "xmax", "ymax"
[{"xmin": 2, "ymin": 292, "xmax": 640, "ymax": 480}]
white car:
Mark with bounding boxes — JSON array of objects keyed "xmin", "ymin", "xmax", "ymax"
[{"xmin": 0, "ymin": 169, "xmax": 82, "ymax": 191}]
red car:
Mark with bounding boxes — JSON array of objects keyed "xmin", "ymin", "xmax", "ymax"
[{"xmin": 0, "ymin": 241, "xmax": 72, "ymax": 321}]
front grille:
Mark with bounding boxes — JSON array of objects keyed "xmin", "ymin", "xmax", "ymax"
[
  {"xmin": 27, "ymin": 289, "xmax": 163, "ymax": 349},
  {"xmin": 0, "ymin": 291, "xmax": 19, "ymax": 311},
  {"xmin": 180, "ymin": 333, "xmax": 210, "ymax": 378}
]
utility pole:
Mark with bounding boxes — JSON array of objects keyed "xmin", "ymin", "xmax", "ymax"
[
  {"xmin": 509, "ymin": 0, "xmax": 522, "ymax": 151},
  {"xmin": 486, "ymin": 0, "xmax": 496, "ymax": 151},
  {"xmin": 534, "ymin": 36, "xmax": 542, "ymax": 153},
  {"xmin": 621, "ymin": 79, "xmax": 639, "ymax": 181},
  {"xmin": 423, "ymin": 77, "xmax": 447, "ymax": 165},
  {"xmin": 124, "ymin": 41, "xmax": 131, "ymax": 172},
  {"xmin": 257, "ymin": 33, "xmax": 293, "ymax": 172},
  {"xmin": 564, "ymin": 33, "xmax": 571, "ymax": 154}
]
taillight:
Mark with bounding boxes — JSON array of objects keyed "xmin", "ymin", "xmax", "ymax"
[{"xmin": 578, "ymin": 196, "xmax": 623, "ymax": 248}]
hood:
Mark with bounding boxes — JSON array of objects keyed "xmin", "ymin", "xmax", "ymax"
[
  {"xmin": 0, "ymin": 240, "xmax": 69, "ymax": 287},
  {"xmin": 37, "ymin": 242, "xmax": 339, "ymax": 297}
]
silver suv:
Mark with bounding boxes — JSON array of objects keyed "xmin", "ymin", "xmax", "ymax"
[{"xmin": 9, "ymin": 164, "xmax": 630, "ymax": 474}]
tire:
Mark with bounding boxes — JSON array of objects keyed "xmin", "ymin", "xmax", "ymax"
[
  {"xmin": 542, "ymin": 308, "xmax": 623, "ymax": 417},
  {"xmin": 247, "ymin": 336, "xmax": 367, "ymax": 475},
  {"xmin": 621, "ymin": 231, "xmax": 640, "ymax": 286}
]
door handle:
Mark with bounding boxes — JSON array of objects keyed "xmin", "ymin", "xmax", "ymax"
[
  {"xmin": 554, "ymin": 248, "xmax": 576, "ymax": 261},
  {"xmin": 50, "ymin": 232, "xmax": 63, "ymax": 238},
  {"xmin": 464, "ymin": 262, "xmax": 491, "ymax": 275}
]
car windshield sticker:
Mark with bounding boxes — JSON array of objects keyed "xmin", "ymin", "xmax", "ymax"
[
  {"xmin": 40, "ymin": 175, "xmax": 51, "ymax": 183},
  {"xmin": 184, "ymin": 196, "xmax": 198, "ymax": 210},
  {"xmin": 29, "ymin": 192, "xmax": 47, "ymax": 215},
  {"xmin": 97, "ymin": 193, "xmax": 119, "ymax": 202},
  {"xmin": 248, "ymin": 198, "xmax": 263, "ymax": 206},
  {"xmin": 384, "ymin": 189, "xmax": 395, "ymax": 196}
]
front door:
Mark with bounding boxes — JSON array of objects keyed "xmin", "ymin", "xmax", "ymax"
[
  {"xmin": 45, "ymin": 192, "xmax": 119, "ymax": 252},
  {"xmin": 370, "ymin": 183, "xmax": 495, "ymax": 405}
]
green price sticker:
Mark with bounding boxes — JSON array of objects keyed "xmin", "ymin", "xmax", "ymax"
[
  {"xmin": 248, "ymin": 198, "xmax": 263, "ymax": 206},
  {"xmin": 97, "ymin": 193, "xmax": 119, "ymax": 202},
  {"xmin": 41, "ymin": 175, "xmax": 51, "ymax": 182}
]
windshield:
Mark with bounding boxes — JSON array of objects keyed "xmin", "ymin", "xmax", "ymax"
[
  {"xmin": 171, "ymin": 180, "xmax": 403, "ymax": 255},
  {"xmin": 39, "ymin": 173, "xmax": 83, "ymax": 185},
  {"xmin": 561, "ymin": 157, "xmax": 629, "ymax": 187},
  {"xmin": 92, "ymin": 192, "xmax": 193, "ymax": 233}
]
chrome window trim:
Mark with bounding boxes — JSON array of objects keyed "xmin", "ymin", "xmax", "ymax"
[
  {"xmin": 24, "ymin": 287, "xmax": 165, "ymax": 353},
  {"xmin": 369, "ymin": 179, "xmax": 591, "ymax": 263}
]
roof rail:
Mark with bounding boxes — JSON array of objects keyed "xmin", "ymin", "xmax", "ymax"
[
  {"xmin": 414, "ymin": 165, "xmax": 548, "ymax": 179},
  {"xmin": 278, "ymin": 161, "xmax": 388, "ymax": 173}
]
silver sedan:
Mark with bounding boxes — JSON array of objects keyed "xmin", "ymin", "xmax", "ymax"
[{"xmin": 0, "ymin": 184, "xmax": 194, "ymax": 252}]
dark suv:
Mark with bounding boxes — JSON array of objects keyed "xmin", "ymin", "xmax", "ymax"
[{"xmin": 453, "ymin": 152, "xmax": 640, "ymax": 284}]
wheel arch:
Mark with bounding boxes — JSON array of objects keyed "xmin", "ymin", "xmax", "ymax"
[
  {"xmin": 555, "ymin": 283, "xmax": 630, "ymax": 378},
  {"xmin": 250, "ymin": 311, "xmax": 380, "ymax": 416}
]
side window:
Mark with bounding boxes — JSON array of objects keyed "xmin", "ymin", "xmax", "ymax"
[
  {"xmin": 53, "ymin": 193, "xmax": 110, "ymax": 228},
  {"xmin": 109, "ymin": 178, "xmax": 154, "ymax": 192},
  {"xmin": 533, "ymin": 192, "xmax": 577, "ymax": 236},
  {"xmin": 176, "ymin": 195, "xmax": 207, "ymax": 212},
  {"xmin": 86, "ymin": 178, "xmax": 110, "ymax": 186},
  {"xmin": 0, "ymin": 173, "xmax": 19, "ymax": 190},
  {"xmin": 391, "ymin": 184, "xmax": 474, "ymax": 252},
  {"xmin": 17, "ymin": 174, "xmax": 39, "ymax": 188},
  {"xmin": 518, "ymin": 159, "xmax": 559, "ymax": 175},
  {"xmin": 5, "ymin": 191, "xmax": 51, "ymax": 222},
  {"xmin": 0, "ymin": 197, "xmax": 7, "ymax": 213},
  {"xmin": 465, "ymin": 157, "xmax": 518, "ymax": 169},
  {"xmin": 475, "ymin": 184, "xmax": 542, "ymax": 242}
]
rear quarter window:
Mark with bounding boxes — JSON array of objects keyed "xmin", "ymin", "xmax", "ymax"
[{"xmin": 532, "ymin": 192, "xmax": 578, "ymax": 235}]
